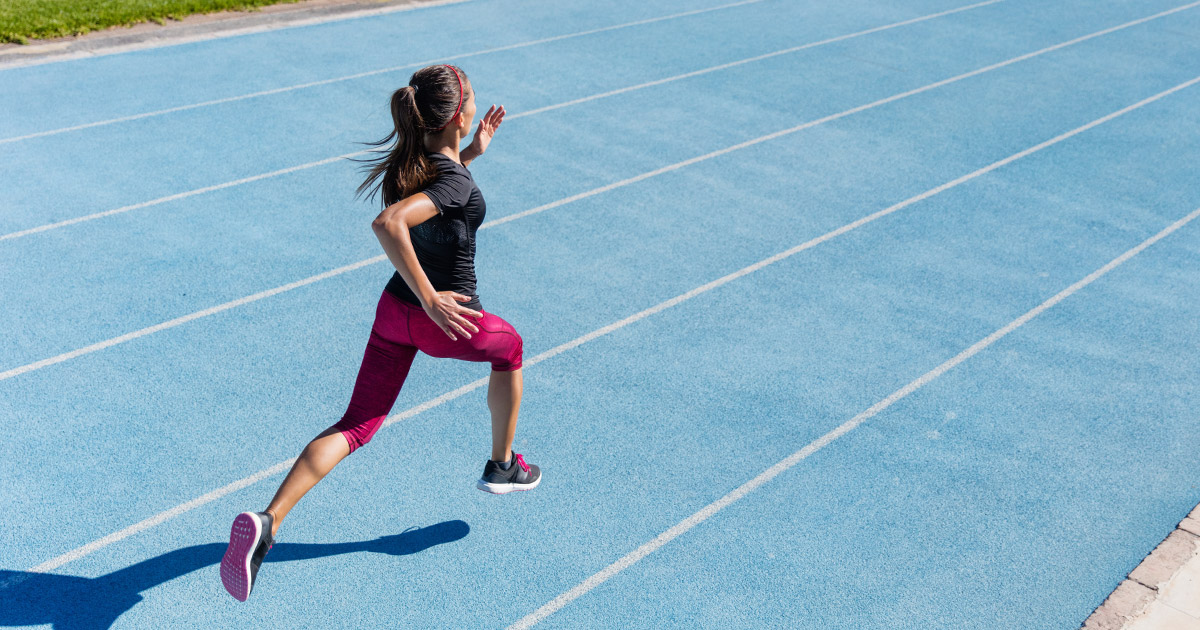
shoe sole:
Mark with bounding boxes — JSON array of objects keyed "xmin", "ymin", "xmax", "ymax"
[
  {"xmin": 476, "ymin": 473, "xmax": 542, "ymax": 495},
  {"xmin": 220, "ymin": 512, "xmax": 261, "ymax": 601}
]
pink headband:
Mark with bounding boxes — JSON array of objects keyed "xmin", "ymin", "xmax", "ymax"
[{"xmin": 430, "ymin": 65, "xmax": 463, "ymax": 132}]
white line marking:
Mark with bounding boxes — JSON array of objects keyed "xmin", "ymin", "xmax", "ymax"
[
  {"xmin": 0, "ymin": 0, "xmax": 471, "ymax": 72},
  {"xmin": 0, "ymin": 457, "xmax": 297, "ymax": 590},
  {"xmin": 7, "ymin": 71, "xmax": 1196, "ymax": 589},
  {"xmin": 0, "ymin": 0, "xmax": 1004, "ymax": 241},
  {"xmin": 512, "ymin": 0, "xmax": 1007, "ymax": 119},
  {"xmin": 4, "ymin": 14, "xmax": 1198, "ymax": 380},
  {"xmin": 0, "ymin": 0, "xmax": 767, "ymax": 144},
  {"xmin": 0, "ymin": 152, "xmax": 360, "ymax": 241},
  {"xmin": 505, "ymin": 207, "xmax": 1200, "ymax": 630},
  {"xmin": 0, "ymin": 255, "xmax": 386, "ymax": 381}
]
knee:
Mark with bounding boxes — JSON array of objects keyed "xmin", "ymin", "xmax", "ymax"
[
  {"xmin": 331, "ymin": 414, "xmax": 385, "ymax": 453},
  {"xmin": 329, "ymin": 426, "xmax": 363, "ymax": 455},
  {"xmin": 491, "ymin": 331, "xmax": 523, "ymax": 372},
  {"xmin": 342, "ymin": 431, "xmax": 365, "ymax": 454},
  {"xmin": 507, "ymin": 331, "xmax": 524, "ymax": 370}
]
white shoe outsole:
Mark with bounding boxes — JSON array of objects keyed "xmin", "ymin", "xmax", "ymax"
[{"xmin": 476, "ymin": 473, "xmax": 542, "ymax": 494}]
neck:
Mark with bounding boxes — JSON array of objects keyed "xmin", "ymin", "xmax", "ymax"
[{"xmin": 424, "ymin": 130, "xmax": 463, "ymax": 165}]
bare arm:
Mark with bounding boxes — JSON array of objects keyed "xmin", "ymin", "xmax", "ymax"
[
  {"xmin": 371, "ymin": 193, "xmax": 482, "ymax": 340},
  {"xmin": 460, "ymin": 104, "xmax": 505, "ymax": 169},
  {"xmin": 372, "ymin": 193, "xmax": 437, "ymax": 305},
  {"xmin": 460, "ymin": 146, "xmax": 478, "ymax": 169}
]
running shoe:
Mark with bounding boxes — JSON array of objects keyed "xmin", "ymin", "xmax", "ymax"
[
  {"xmin": 476, "ymin": 452, "xmax": 541, "ymax": 494},
  {"xmin": 220, "ymin": 511, "xmax": 274, "ymax": 601}
]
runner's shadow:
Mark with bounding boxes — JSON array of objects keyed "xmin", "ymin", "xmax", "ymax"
[{"xmin": 0, "ymin": 519, "xmax": 469, "ymax": 630}]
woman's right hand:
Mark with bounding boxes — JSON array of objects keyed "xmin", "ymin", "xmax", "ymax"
[{"xmin": 424, "ymin": 291, "xmax": 483, "ymax": 341}]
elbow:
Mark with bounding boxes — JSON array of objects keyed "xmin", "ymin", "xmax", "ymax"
[
  {"xmin": 372, "ymin": 203, "xmax": 409, "ymax": 235},
  {"xmin": 371, "ymin": 213, "xmax": 399, "ymax": 235}
]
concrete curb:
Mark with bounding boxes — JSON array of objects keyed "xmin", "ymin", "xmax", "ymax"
[
  {"xmin": 0, "ymin": 0, "xmax": 466, "ymax": 70},
  {"xmin": 1083, "ymin": 503, "xmax": 1200, "ymax": 629}
]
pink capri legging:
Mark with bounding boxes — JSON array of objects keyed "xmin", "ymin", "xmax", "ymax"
[{"xmin": 332, "ymin": 289, "xmax": 523, "ymax": 453}]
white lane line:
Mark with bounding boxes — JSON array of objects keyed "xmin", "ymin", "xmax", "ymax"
[
  {"xmin": 0, "ymin": 459, "xmax": 298, "ymax": 590},
  {"xmin": 505, "ymin": 217, "xmax": 1200, "ymax": 630},
  {"xmin": 509, "ymin": 0, "xmax": 1007, "ymax": 119},
  {"xmin": 0, "ymin": 0, "xmax": 471, "ymax": 72},
  {"xmin": 0, "ymin": 255, "xmax": 386, "ymax": 381},
  {"xmin": 0, "ymin": 153, "xmax": 359, "ymax": 241},
  {"xmin": 0, "ymin": 0, "xmax": 1005, "ymax": 242},
  {"xmin": 0, "ymin": 0, "xmax": 767, "ymax": 145},
  {"xmin": 3, "ymin": 9, "xmax": 1197, "ymax": 380},
  {"xmin": 7, "ymin": 72, "xmax": 1196, "ymax": 590}
]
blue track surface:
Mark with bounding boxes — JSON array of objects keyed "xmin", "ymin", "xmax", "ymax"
[{"xmin": 2, "ymin": 0, "xmax": 1199, "ymax": 627}]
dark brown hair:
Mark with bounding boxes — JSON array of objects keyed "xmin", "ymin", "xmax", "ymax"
[{"xmin": 354, "ymin": 64, "xmax": 470, "ymax": 207}]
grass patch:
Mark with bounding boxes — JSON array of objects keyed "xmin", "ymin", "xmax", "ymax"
[{"xmin": 0, "ymin": 0, "xmax": 309, "ymax": 44}]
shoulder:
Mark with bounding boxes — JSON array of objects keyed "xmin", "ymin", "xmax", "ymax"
[
  {"xmin": 426, "ymin": 151, "xmax": 471, "ymax": 174},
  {"xmin": 421, "ymin": 153, "xmax": 475, "ymax": 214},
  {"xmin": 425, "ymin": 153, "xmax": 474, "ymax": 186}
]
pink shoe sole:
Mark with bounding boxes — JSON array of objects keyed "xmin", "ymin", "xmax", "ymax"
[{"xmin": 220, "ymin": 512, "xmax": 261, "ymax": 601}]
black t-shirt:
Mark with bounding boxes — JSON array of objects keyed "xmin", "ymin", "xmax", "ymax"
[{"xmin": 385, "ymin": 151, "xmax": 487, "ymax": 311}]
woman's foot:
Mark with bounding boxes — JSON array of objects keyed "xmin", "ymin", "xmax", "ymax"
[
  {"xmin": 220, "ymin": 511, "xmax": 274, "ymax": 601},
  {"xmin": 476, "ymin": 452, "xmax": 541, "ymax": 494}
]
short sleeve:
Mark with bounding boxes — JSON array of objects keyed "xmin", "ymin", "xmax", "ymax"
[{"xmin": 420, "ymin": 169, "xmax": 473, "ymax": 215}]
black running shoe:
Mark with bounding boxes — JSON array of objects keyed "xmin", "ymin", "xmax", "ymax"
[
  {"xmin": 476, "ymin": 452, "xmax": 541, "ymax": 494},
  {"xmin": 220, "ymin": 511, "xmax": 274, "ymax": 601}
]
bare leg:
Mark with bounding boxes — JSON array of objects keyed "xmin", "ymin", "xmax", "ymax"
[
  {"xmin": 488, "ymin": 368, "xmax": 522, "ymax": 462},
  {"xmin": 263, "ymin": 426, "xmax": 351, "ymax": 537}
]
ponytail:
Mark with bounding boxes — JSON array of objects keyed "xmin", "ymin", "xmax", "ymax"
[
  {"xmin": 354, "ymin": 65, "xmax": 470, "ymax": 208},
  {"xmin": 354, "ymin": 86, "xmax": 431, "ymax": 207}
]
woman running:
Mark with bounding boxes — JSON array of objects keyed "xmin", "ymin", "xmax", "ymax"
[{"xmin": 220, "ymin": 64, "xmax": 540, "ymax": 602}]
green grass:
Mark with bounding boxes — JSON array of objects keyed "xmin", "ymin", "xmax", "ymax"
[{"xmin": 0, "ymin": 0, "xmax": 308, "ymax": 44}]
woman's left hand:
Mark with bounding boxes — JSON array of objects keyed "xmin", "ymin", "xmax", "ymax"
[{"xmin": 467, "ymin": 104, "xmax": 505, "ymax": 158}]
